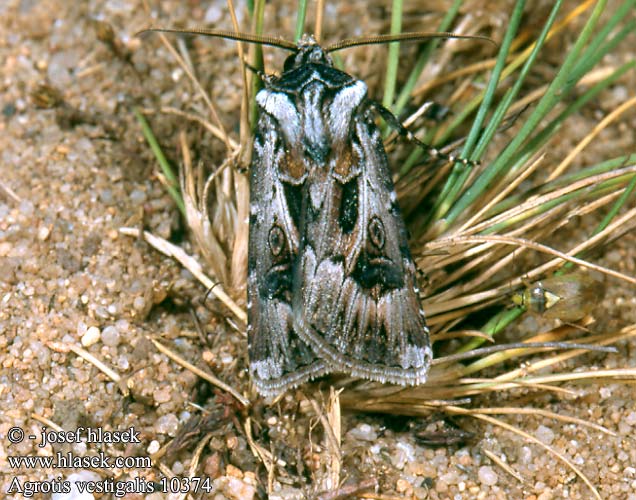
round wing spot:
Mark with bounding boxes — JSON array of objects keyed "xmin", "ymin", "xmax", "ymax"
[
  {"xmin": 368, "ymin": 216, "xmax": 386, "ymax": 250},
  {"xmin": 268, "ymin": 224, "xmax": 286, "ymax": 257}
]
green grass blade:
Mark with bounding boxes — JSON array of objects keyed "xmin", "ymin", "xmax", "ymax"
[
  {"xmin": 382, "ymin": 0, "xmax": 404, "ymax": 109},
  {"xmin": 393, "ymin": 0, "xmax": 463, "ymax": 116},
  {"xmin": 596, "ymin": 174, "xmax": 636, "ymax": 235},
  {"xmin": 249, "ymin": 0, "xmax": 266, "ymax": 129},
  {"xmin": 472, "ymin": 0, "xmax": 562, "ymax": 161},
  {"xmin": 294, "ymin": 0, "xmax": 308, "ymax": 42},
  {"xmin": 444, "ymin": 0, "xmax": 609, "ymax": 226},
  {"xmin": 429, "ymin": 0, "xmax": 527, "ymax": 224},
  {"xmin": 133, "ymin": 107, "xmax": 186, "ymax": 217},
  {"xmin": 458, "ymin": 308, "xmax": 523, "ymax": 353},
  {"xmin": 567, "ymin": 0, "xmax": 635, "ymax": 89}
]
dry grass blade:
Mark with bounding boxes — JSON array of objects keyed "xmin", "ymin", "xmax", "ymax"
[
  {"xmin": 174, "ymin": 432, "xmax": 214, "ymax": 500},
  {"xmin": 429, "ymin": 234, "xmax": 636, "ymax": 284},
  {"xmin": 30, "ymin": 414, "xmax": 64, "ymax": 432},
  {"xmin": 308, "ymin": 389, "xmax": 342, "ymax": 492},
  {"xmin": 444, "ymin": 406, "xmax": 601, "ymax": 499},
  {"xmin": 119, "ymin": 227, "xmax": 246, "ymax": 323},
  {"xmin": 48, "ymin": 342, "xmax": 130, "ymax": 398},
  {"xmin": 338, "ymin": 324, "xmax": 636, "ymax": 413},
  {"xmin": 483, "ymin": 448, "xmax": 525, "ymax": 484},
  {"xmin": 467, "ymin": 407, "xmax": 614, "ymax": 436},
  {"xmin": 155, "ymin": 32, "xmax": 233, "ymax": 152},
  {"xmin": 549, "ymin": 95, "xmax": 636, "ymax": 180},
  {"xmin": 454, "ymin": 152, "xmax": 547, "ymax": 234},
  {"xmin": 244, "ymin": 417, "xmax": 284, "ymax": 495},
  {"xmin": 150, "ymin": 337, "xmax": 249, "ymax": 407},
  {"xmin": 159, "ymin": 106, "xmax": 239, "ymax": 149},
  {"xmin": 179, "ymin": 131, "xmax": 229, "ymax": 285},
  {"xmin": 316, "ymin": 478, "xmax": 378, "ymax": 500},
  {"xmin": 0, "ymin": 180, "xmax": 22, "ymax": 203}
]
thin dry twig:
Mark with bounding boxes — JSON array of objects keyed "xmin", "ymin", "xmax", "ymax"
[
  {"xmin": 155, "ymin": 32, "xmax": 233, "ymax": 152},
  {"xmin": 445, "ymin": 406, "xmax": 602, "ymax": 499},
  {"xmin": 429, "ymin": 234, "xmax": 636, "ymax": 285},
  {"xmin": 48, "ymin": 342, "xmax": 129, "ymax": 397},
  {"xmin": 149, "ymin": 337, "xmax": 250, "ymax": 407},
  {"xmin": 316, "ymin": 478, "xmax": 378, "ymax": 500},
  {"xmin": 30, "ymin": 414, "xmax": 64, "ymax": 432},
  {"xmin": 308, "ymin": 391, "xmax": 342, "ymax": 491},
  {"xmin": 119, "ymin": 227, "xmax": 246, "ymax": 323},
  {"xmin": 0, "ymin": 180, "xmax": 22, "ymax": 203},
  {"xmin": 549, "ymin": 95, "xmax": 636, "ymax": 180},
  {"xmin": 483, "ymin": 448, "xmax": 525, "ymax": 484}
]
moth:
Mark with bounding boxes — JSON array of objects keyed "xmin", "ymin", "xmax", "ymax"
[
  {"xmin": 248, "ymin": 35, "xmax": 434, "ymax": 397},
  {"xmin": 140, "ymin": 28, "xmax": 481, "ymax": 397}
]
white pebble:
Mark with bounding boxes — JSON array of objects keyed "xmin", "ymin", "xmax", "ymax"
[
  {"xmin": 52, "ymin": 471, "xmax": 101, "ymax": 500},
  {"xmin": 133, "ymin": 296, "xmax": 146, "ymax": 311},
  {"xmin": 155, "ymin": 414, "xmax": 179, "ymax": 435},
  {"xmin": 478, "ymin": 465, "xmax": 498, "ymax": 486},
  {"xmin": 147, "ymin": 440, "xmax": 160, "ymax": 454},
  {"xmin": 347, "ymin": 423, "xmax": 378, "ymax": 442},
  {"xmin": 535, "ymin": 425, "xmax": 555, "ymax": 445},
  {"xmin": 81, "ymin": 326, "xmax": 100, "ymax": 347},
  {"xmin": 204, "ymin": 5, "xmax": 223, "ymax": 23},
  {"xmin": 101, "ymin": 325, "xmax": 120, "ymax": 347},
  {"xmin": 38, "ymin": 225, "xmax": 51, "ymax": 240}
]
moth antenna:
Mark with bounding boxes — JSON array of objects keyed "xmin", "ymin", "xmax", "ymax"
[
  {"xmin": 326, "ymin": 31, "xmax": 496, "ymax": 53},
  {"xmin": 370, "ymin": 101, "xmax": 479, "ymax": 168},
  {"xmin": 137, "ymin": 27, "xmax": 298, "ymax": 52}
]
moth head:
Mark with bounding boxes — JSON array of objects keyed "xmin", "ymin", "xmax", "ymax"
[{"xmin": 283, "ymin": 34, "xmax": 333, "ymax": 72}]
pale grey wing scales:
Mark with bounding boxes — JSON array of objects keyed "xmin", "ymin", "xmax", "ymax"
[
  {"xmin": 248, "ymin": 113, "xmax": 328, "ymax": 397},
  {"xmin": 294, "ymin": 100, "xmax": 432, "ymax": 385}
]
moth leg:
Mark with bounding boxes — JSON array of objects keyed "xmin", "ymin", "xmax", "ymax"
[
  {"xmin": 239, "ymin": 59, "xmax": 274, "ymax": 87},
  {"xmin": 420, "ymin": 101, "xmax": 452, "ymax": 123},
  {"xmin": 369, "ymin": 100, "xmax": 477, "ymax": 167}
]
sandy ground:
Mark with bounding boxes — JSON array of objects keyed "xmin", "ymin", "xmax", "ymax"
[{"xmin": 1, "ymin": 1, "xmax": 636, "ymax": 499}]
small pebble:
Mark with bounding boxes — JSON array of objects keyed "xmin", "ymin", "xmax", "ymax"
[
  {"xmin": 204, "ymin": 4, "xmax": 223, "ymax": 23},
  {"xmin": 100, "ymin": 325, "xmax": 120, "ymax": 347},
  {"xmin": 38, "ymin": 225, "xmax": 51, "ymax": 240},
  {"xmin": 535, "ymin": 425, "xmax": 555, "ymax": 445},
  {"xmin": 155, "ymin": 413, "xmax": 179, "ymax": 435},
  {"xmin": 537, "ymin": 489, "xmax": 553, "ymax": 500},
  {"xmin": 147, "ymin": 440, "xmax": 160, "ymax": 454},
  {"xmin": 348, "ymin": 423, "xmax": 378, "ymax": 442},
  {"xmin": 81, "ymin": 326, "xmax": 100, "ymax": 347},
  {"xmin": 214, "ymin": 476, "xmax": 255, "ymax": 500},
  {"xmin": 478, "ymin": 465, "xmax": 498, "ymax": 486},
  {"xmin": 153, "ymin": 386, "xmax": 172, "ymax": 404},
  {"xmin": 133, "ymin": 296, "xmax": 146, "ymax": 311}
]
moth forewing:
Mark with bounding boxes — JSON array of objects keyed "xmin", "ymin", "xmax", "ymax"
[
  {"xmin": 276, "ymin": 38, "xmax": 432, "ymax": 386},
  {"xmin": 247, "ymin": 108, "xmax": 328, "ymax": 397}
]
